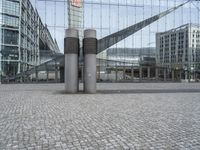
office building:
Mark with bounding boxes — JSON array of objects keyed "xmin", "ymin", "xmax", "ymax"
[
  {"xmin": 156, "ymin": 24, "xmax": 200, "ymax": 80},
  {"xmin": 0, "ymin": 0, "xmax": 59, "ymax": 77}
]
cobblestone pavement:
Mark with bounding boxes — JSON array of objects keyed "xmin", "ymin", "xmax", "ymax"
[{"xmin": 0, "ymin": 83, "xmax": 200, "ymax": 150}]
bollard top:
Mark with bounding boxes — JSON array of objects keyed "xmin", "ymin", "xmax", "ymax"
[
  {"xmin": 65, "ymin": 28, "xmax": 79, "ymax": 38},
  {"xmin": 84, "ymin": 29, "xmax": 96, "ymax": 38}
]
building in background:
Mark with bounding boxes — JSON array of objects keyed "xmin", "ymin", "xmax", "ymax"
[
  {"xmin": 156, "ymin": 24, "xmax": 200, "ymax": 80},
  {"xmin": 67, "ymin": 0, "xmax": 84, "ymax": 44},
  {"xmin": 68, "ymin": 0, "xmax": 83, "ymax": 29},
  {"xmin": 67, "ymin": 0, "xmax": 158, "ymax": 79},
  {"xmin": 2, "ymin": 0, "xmax": 199, "ymax": 83},
  {"xmin": 0, "ymin": 0, "xmax": 59, "ymax": 77},
  {"xmin": 106, "ymin": 48, "xmax": 156, "ymax": 66}
]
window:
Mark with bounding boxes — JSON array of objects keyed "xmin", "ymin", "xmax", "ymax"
[
  {"xmin": 1, "ymin": 29, "xmax": 19, "ymax": 45},
  {"xmin": 1, "ymin": 0, "xmax": 20, "ymax": 16},
  {"xmin": 1, "ymin": 14, "xmax": 19, "ymax": 27}
]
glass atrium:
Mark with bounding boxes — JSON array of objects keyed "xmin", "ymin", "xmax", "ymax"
[{"xmin": 1, "ymin": 0, "xmax": 200, "ymax": 82}]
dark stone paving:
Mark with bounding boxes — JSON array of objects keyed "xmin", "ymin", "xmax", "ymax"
[{"xmin": 0, "ymin": 83, "xmax": 200, "ymax": 150}]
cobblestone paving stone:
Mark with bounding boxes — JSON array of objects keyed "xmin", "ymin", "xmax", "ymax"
[{"xmin": 0, "ymin": 83, "xmax": 200, "ymax": 150}]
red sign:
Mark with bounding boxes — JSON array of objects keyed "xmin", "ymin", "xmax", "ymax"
[{"xmin": 71, "ymin": 0, "xmax": 81, "ymax": 8}]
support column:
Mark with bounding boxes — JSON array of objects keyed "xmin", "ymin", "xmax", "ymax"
[
  {"xmin": 139, "ymin": 67, "xmax": 142, "ymax": 82},
  {"xmin": 20, "ymin": 72, "xmax": 24, "ymax": 83},
  {"xmin": 46, "ymin": 70, "xmax": 49, "ymax": 82},
  {"xmin": 55, "ymin": 63, "xmax": 58, "ymax": 83},
  {"xmin": 35, "ymin": 66, "xmax": 38, "ymax": 82},
  {"xmin": 123, "ymin": 66, "xmax": 126, "ymax": 80},
  {"xmin": 155, "ymin": 68, "xmax": 159, "ymax": 81},
  {"xmin": 46, "ymin": 64, "xmax": 49, "ymax": 82},
  {"xmin": 147, "ymin": 67, "xmax": 150, "ymax": 80},
  {"xmin": 83, "ymin": 29, "xmax": 97, "ymax": 93},
  {"xmin": 81, "ymin": 65, "xmax": 84, "ymax": 82},
  {"xmin": 164, "ymin": 69, "xmax": 167, "ymax": 81},
  {"xmin": 64, "ymin": 29, "xmax": 79, "ymax": 93},
  {"xmin": 131, "ymin": 66, "xmax": 134, "ymax": 81},
  {"xmin": 115, "ymin": 66, "xmax": 118, "ymax": 82},
  {"xmin": 23, "ymin": 74, "xmax": 26, "ymax": 83},
  {"xmin": 172, "ymin": 69, "xmax": 175, "ymax": 81},
  {"xmin": 179, "ymin": 70, "xmax": 182, "ymax": 81},
  {"xmin": 60, "ymin": 67, "xmax": 64, "ymax": 83},
  {"xmin": 185, "ymin": 70, "xmax": 188, "ymax": 81}
]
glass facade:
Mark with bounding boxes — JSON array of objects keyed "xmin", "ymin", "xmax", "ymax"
[
  {"xmin": 68, "ymin": 0, "xmax": 84, "ymax": 48},
  {"xmin": 0, "ymin": 0, "xmax": 20, "ymax": 76},
  {"xmin": 1, "ymin": 0, "xmax": 200, "ymax": 82},
  {"xmin": 0, "ymin": 0, "xmax": 20, "ymax": 16},
  {"xmin": 70, "ymin": 0, "xmax": 200, "ymax": 81},
  {"xmin": 156, "ymin": 24, "xmax": 200, "ymax": 80},
  {"xmin": 0, "ymin": 0, "xmax": 59, "ymax": 78},
  {"xmin": 1, "ymin": 15, "xmax": 19, "ymax": 27}
]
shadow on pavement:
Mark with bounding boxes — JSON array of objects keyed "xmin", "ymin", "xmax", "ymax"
[
  {"xmin": 55, "ymin": 89, "xmax": 200, "ymax": 95},
  {"xmin": 97, "ymin": 89, "xmax": 200, "ymax": 94}
]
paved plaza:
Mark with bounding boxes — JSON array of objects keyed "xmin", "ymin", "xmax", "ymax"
[{"xmin": 0, "ymin": 83, "xmax": 200, "ymax": 150}]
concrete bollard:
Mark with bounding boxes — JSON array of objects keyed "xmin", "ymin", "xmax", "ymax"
[
  {"xmin": 83, "ymin": 29, "xmax": 97, "ymax": 93},
  {"xmin": 64, "ymin": 29, "xmax": 79, "ymax": 93}
]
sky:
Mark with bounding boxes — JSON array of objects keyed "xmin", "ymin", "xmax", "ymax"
[{"xmin": 29, "ymin": 0, "xmax": 200, "ymax": 53}]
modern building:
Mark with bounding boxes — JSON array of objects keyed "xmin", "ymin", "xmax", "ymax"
[
  {"xmin": 156, "ymin": 24, "xmax": 200, "ymax": 80},
  {"xmin": 106, "ymin": 47, "xmax": 156, "ymax": 66},
  {"xmin": 0, "ymin": 0, "xmax": 60, "ymax": 78},
  {"xmin": 67, "ymin": 0, "xmax": 159, "ymax": 80},
  {"xmin": 3, "ymin": 0, "xmax": 199, "ymax": 83},
  {"xmin": 96, "ymin": 47, "xmax": 156, "ymax": 81},
  {"xmin": 67, "ymin": 0, "xmax": 84, "ymax": 47}
]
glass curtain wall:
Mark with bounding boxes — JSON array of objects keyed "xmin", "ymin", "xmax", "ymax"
[
  {"xmin": 30, "ymin": 0, "xmax": 200, "ymax": 81},
  {"xmin": 0, "ymin": 0, "xmax": 20, "ymax": 77},
  {"xmin": 83, "ymin": 0, "xmax": 200, "ymax": 81},
  {"xmin": 1, "ymin": 0, "xmax": 59, "ymax": 80}
]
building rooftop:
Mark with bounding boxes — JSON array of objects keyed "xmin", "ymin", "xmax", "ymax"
[{"xmin": 157, "ymin": 23, "xmax": 200, "ymax": 35}]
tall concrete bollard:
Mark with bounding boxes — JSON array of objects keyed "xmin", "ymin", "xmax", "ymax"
[
  {"xmin": 83, "ymin": 29, "xmax": 97, "ymax": 93},
  {"xmin": 64, "ymin": 29, "xmax": 79, "ymax": 93}
]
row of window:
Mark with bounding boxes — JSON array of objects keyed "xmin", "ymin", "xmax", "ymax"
[
  {"xmin": 0, "ymin": 0, "xmax": 20, "ymax": 16},
  {"xmin": 159, "ymin": 55, "xmax": 200, "ymax": 63},
  {"xmin": 21, "ymin": 50, "xmax": 39, "ymax": 63},
  {"xmin": 1, "ymin": 29, "xmax": 19, "ymax": 45},
  {"xmin": 0, "ymin": 45, "xmax": 19, "ymax": 62},
  {"xmin": 0, "ymin": 14, "xmax": 19, "ymax": 27},
  {"xmin": 21, "ymin": 24, "xmax": 38, "ymax": 44},
  {"xmin": 22, "ymin": 0, "xmax": 35, "ymax": 19},
  {"xmin": 21, "ymin": 8, "xmax": 39, "ymax": 29},
  {"xmin": 0, "ymin": 45, "xmax": 38, "ymax": 64}
]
